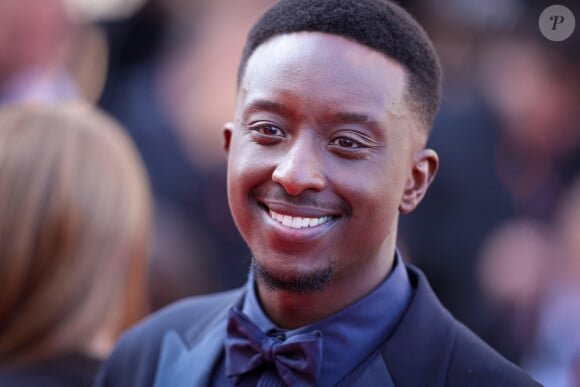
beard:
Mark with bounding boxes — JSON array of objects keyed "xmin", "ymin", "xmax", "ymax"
[{"xmin": 251, "ymin": 257, "xmax": 334, "ymax": 294}]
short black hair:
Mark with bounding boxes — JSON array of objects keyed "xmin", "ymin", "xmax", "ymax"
[{"xmin": 237, "ymin": 0, "xmax": 442, "ymax": 131}]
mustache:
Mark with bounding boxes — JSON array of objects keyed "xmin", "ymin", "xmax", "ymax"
[{"xmin": 253, "ymin": 186, "xmax": 350, "ymax": 214}]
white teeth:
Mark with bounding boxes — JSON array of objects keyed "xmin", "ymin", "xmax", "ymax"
[
  {"xmin": 292, "ymin": 217, "xmax": 301, "ymax": 228},
  {"xmin": 269, "ymin": 210, "xmax": 332, "ymax": 229},
  {"xmin": 282, "ymin": 215, "xmax": 293, "ymax": 227}
]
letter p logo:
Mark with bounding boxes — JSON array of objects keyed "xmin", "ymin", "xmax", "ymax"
[
  {"xmin": 550, "ymin": 15, "xmax": 565, "ymax": 30},
  {"xmin": 539, "ymin": 5, "xmax": 576, "ymax": 41}
]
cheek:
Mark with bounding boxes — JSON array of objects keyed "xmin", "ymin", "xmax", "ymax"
[
  {"xmin": 227, "ymin": 141, "xmax": 252, "ymax": 217},
  {"xmin": 335, "ymin": 166, "xmax": 404, "ymax": 243},
  {"xmin": 228, "ymin": 136, "xmax": 262, "ymax": 188},
  {"xmin": 227, "ymin": 139, "xmax": 273, "ymax": 221}
]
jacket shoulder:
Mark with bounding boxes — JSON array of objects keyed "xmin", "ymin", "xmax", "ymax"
[
  {"xmin": 446, "ymin": 322, "xmax": 542, "ymax": 387},
  {"xmin": 94, "ymin": 288, "xmax": 243, "ymax": 387},
  {"xmin": 383, "ymin": 265, "xmax": 542, "ymax": 387}
]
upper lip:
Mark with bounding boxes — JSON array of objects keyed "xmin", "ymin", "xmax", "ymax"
[{"xmin": 259, "ymin": 199, "xmax": 344, "ymax": 219}]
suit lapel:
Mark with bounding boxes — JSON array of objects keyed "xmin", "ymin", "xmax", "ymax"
[
  {"xmin": 153, "ymin": 289, "xmax": 245, "ymax": 387},
  {"xmin": 340, "ymin": 351, "xmax": 396, "ymax": 387},
  {"xmin": 153, "ymin": 319, "xmax": 227, "ymax": 387},
  {"xmin": 379, "ymin": 266, "xmax": 456, "ymax": 387}
]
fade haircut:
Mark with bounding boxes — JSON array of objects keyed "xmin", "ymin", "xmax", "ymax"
[{"xmin": 237, "ymin": 0, "xmax": 442, "ymax": 131}]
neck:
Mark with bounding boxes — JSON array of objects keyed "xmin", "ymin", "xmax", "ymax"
[{"xmin": 255, "ymin": 243, "xmax": 397, "ymax": 329}]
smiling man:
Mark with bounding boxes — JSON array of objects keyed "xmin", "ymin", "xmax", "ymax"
[
  {"xmin": 96, "ymin": 1, "xmax": 541, "ymax": 386},
  {"xmin": 226, "ymin": 30, "xmax": 434, "ymax": 331}
]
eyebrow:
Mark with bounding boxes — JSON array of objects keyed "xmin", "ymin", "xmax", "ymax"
[
  {"xmin": 331, "ymin": 111, "xmax": 383, "ymax": 135},
  {"xmin": 333, "ymin": 111, "xmax": 375, "ymax": 124},
  {"xmin": 243, "ymin": 99, "xmax": 291, "ymax": 116}
]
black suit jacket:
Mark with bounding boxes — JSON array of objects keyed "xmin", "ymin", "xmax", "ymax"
[{"xmin": 95, "ymin": 265, "xmax": 541, "ymax": 386}]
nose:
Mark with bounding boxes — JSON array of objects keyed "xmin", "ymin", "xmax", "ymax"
[{"xmin": 272, "ymin": 140, "xmax": 326, "ymax": 195}]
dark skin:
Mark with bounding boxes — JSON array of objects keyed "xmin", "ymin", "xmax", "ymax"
[{"xmin": 224, "ymin": 32, "xmax": 438, "ymax": 329}]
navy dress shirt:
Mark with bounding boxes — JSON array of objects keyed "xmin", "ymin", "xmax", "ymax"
[{"xmin": 211, "ymin": 251, "xmax": 412, "ymax": 386}]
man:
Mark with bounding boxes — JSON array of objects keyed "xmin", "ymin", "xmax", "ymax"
[{"xmin": 96, "ymin": 0, "xmax": 541, "ymax": 385}]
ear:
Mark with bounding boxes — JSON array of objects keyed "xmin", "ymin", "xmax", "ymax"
[
  {"xmin": 399, "ymin": 149, "xmax": 439, "ymax": 214},
  {"xmin": 223, "ymin": 122, "xmax": 234, "ymax": 153}
]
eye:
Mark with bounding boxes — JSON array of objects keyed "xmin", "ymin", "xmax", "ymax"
[
  {"xmin": 248, "ymin": 123, "xmax": 286, "ymax": 145},
  {"xmin": 329, "ymin": 136, "xmax": 363, "ymax": 149},
  {"xmin": 255, "ymin": 125, "xmax": 284, "ymax": 137},
  {"xmin": 327, "ymin": 132, "xmax": 378, "ymax": 160}
]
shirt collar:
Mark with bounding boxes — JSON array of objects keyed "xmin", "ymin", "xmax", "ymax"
[{"xmin": 241, "ymin": 250, "xmax": 413, "ymax": 386}]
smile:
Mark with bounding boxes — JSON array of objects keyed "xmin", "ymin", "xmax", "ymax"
[{"xmin": 269, "ymin": 209, "xmax": 333, "ymax": 229}]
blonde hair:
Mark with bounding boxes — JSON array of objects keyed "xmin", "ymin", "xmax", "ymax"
[{"xmin": 0, "ymin": 102, "xmax": 151, "ymax": 365}]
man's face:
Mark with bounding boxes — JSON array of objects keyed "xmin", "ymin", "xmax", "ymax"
[{"xmin": 225, "ymin": 32, "xmax": 433, "ymax": 293}]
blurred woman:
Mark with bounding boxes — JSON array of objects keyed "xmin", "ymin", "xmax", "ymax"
[{"xmin": 0, "ymin": 102, "xmax": 151, "ymax": 386}]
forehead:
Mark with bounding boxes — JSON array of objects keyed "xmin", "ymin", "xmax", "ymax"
[{"xmin": 238, "ymin": 32, "xmax": 409, "ymax": 119}]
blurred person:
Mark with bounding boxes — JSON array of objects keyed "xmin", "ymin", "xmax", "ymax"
[
  {"xmin": 0, "ymin": 0, "xmax": 78, "ymax": 103},
  {"xmin": 0, "ymin": 0, "xmax": 109, "ymax": 105},
  {"xmin": 97, "ymin": 0, "xmax": 540, "ymax": 385},
  {"xmin": 475, "ymin": 26, "xmax": 580, "ymax": 369},
  {"xmin": 477, "ymin": 219, "xmax": 552, "ymax": 363},
  {"xmin": 479, "ymin": 30, "xmax": 580, "ymax": 220},
  {"xmin": 98, "ymin": 0, "xmax": 224, "ymax": 308},
  {"xmin": 0, "ymin": 103, "xmax": 151, "ymax": 386},
  {"xmin": 521, "ymin": 176, "xmax": 580, "ymax": 386}
]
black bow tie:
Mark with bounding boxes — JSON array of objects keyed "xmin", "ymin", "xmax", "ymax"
[{"xmin": 225, "ymin": 308, "xmax": 323, "ymax": 386}]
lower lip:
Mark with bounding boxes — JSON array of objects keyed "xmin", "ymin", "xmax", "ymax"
[{"xmin": 259, "ymin": 206, "xmax": 338, "ymax": 243}]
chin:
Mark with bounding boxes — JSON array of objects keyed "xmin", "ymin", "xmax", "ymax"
[{"xmin": 251, "ymin": 257, "xmax": 334, "ymax": 294}]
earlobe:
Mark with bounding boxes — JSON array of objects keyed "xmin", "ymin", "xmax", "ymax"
[
  {"xmin": 399, "ymin": 149, "xmax": 439, "ymax": 214},
  {"xmin": 223, "ymin": 122, "xmax": 234, "ymax": 153}
]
